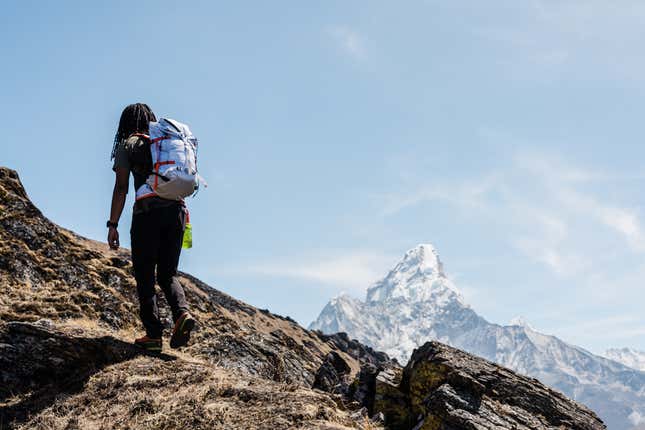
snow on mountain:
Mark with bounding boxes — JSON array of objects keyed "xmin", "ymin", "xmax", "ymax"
[
  {"xmin": 606, "ymin": 348, "xmax": 645, "ymax": 372},
  {"xmin": 309, "ymin": 244, "xmax": 645, "ymax": 430},
  {"xmin": 509, "ymin": 315, "xmax": 536, "ymax": 330}
]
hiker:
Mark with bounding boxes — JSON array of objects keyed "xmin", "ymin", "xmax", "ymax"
[{"xmin": 107, "ymin": 103, "xmax": 196, "ymax": 352}]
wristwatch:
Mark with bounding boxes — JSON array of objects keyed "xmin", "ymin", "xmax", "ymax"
[{"xmin": 106, "ymin": 220, "xmax": 118, "ymax": 229}]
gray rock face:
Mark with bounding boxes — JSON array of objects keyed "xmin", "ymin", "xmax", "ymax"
[
  {"xmin": 395, "ymin": 341, "xmax": 606, "ymax": 430},
  {"xmin": 313, "ymin": 351, "xmax": 353, "ymax": 394}
]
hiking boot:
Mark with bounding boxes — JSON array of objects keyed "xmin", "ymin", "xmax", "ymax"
[
  {"xmin": 170, "ymin": 312, "xmax": 195, "ymax": 349},
  {"xmin": 134, "ymin": 335, "xmax": 162, "ymax": 353}
]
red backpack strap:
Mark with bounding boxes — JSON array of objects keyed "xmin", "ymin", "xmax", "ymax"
[{"xmin": 129, "ymin": 132, "xmax": 150, "ymax": 140}]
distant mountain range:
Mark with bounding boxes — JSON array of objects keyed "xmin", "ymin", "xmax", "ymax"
[
  {"xmin": 606, "ymin": 348, "xmax": 645, "ymax": 372},
  {"xmin": 310, "ymin": 244, "xmax": 645, "ymax": 430}
]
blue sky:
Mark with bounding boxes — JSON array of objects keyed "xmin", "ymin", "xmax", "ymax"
[{"xmin": 2, "ymin": 1, "xmax": 645, "ymax": 354}]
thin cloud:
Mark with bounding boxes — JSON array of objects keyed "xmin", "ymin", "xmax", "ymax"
[
  {"xmin": 557, "ymin": 314, "xmax": 645, "ymax": 345},
  {"xmin": 246, "ymin": 250, "xmax": 394, "ymax": 292},
  {"xmin": 509, "ymin": 206, "xmax": 587, "ymax": 278},
  {"xmin": 327, "ymin": 25, "xmax": 367, "ymax": 60},
  {"xmin": 378, "ymin": 149, "xmax": 645, "ymax": 278},
  {"xmin": 378, "ymin": 174, "xmax": 501, "ymax": 217},
  {"xmin": 598, "ymin": 207, "xmax": 645, "ymax": 251},
  {"xmin": 554, "ymin": 187, "xmax": 645, "ymax": 252},
  {"xmin": 474, "ymin": 1, "xmax": 645, "ymax": 83},
  {"xmin": 629, "ymin": 411, "xmax": 644, "ymax": 426}
]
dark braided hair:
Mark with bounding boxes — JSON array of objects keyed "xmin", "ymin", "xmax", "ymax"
[{"xmin": 111, "ymin": 103, "xmax": 157, "ymax": 159}]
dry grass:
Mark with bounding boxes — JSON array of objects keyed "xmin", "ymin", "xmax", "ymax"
[
  {"xmin": 0, "ymin": 170, "xmax": 384, "ymax": 430},
  {"xmin": 15, "ymin": 354, "xmax": 367, "ymax": 430}
]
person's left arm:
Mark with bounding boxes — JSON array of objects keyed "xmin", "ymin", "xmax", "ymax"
[{"xmin": 107, "ymin": 167, "xmax": 129, "ymax": 250}]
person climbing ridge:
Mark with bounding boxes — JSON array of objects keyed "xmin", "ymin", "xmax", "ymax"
[{"xmin": 107, "ymin": 103, "xmax": 200, "ymax": 352}]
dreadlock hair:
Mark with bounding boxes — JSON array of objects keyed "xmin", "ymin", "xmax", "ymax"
[{"xmin": 111, "ymin": 103, "xmax": 157, "ymax": 160}]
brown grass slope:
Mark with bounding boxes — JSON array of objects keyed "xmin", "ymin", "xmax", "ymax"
[
  {"xmin": 1, "ymin": 321, "xmax": 366, "ymax": 430},
  {"xmin": 0, "ymin": 167, "xmax": 388, "ymax": 430}
]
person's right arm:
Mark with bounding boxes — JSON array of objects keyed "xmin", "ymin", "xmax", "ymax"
[{"xmin": 107, "ymin": 167, "xmax": 129, "ymax": 250}]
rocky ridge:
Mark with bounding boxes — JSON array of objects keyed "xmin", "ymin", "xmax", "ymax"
[{"xmin": 0, "ymin": 167, "xmax": 605, "ymax": 429}]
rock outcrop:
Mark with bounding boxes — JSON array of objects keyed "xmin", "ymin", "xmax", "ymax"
[
  {"xmin": 398, "ymin": 342, "xmax": 605, "ymax": 430},
  {"xmin": 0, "ymin": 167, "xmax": 606, "ymax": 430}
]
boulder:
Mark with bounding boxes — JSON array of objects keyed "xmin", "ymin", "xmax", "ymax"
[{"xmin": 398, "ymin": 341, "xmax": 606, "ymax": 430}]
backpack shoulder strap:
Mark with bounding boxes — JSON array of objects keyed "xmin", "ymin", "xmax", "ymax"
[
  {"xmin": 129, "ymin": 133, "xmax": 150, "ymax": 141},
  {"xmin": 162, "ymin": 118, "xmax": 182, "ymax": 133}
]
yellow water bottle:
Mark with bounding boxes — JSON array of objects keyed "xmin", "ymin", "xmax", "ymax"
[{"xmin": 182, "ymin": 210, "xmax": 193, "ymax": 249}]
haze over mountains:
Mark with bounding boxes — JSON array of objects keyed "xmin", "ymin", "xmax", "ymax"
[{"xmin": 310, "ymin": 244, "xmax": 645, "ymax": 430}]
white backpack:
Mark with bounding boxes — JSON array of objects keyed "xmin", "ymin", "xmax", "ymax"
[{"xmin": 135, "ymin": 118, "xmax": 205, "ymax": 201}]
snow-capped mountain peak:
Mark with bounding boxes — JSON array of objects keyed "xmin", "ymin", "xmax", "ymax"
[
  {"xmin": 398, "ymin": 243, "xmax": 445, "ymax": 276},
  {"xmin": 509, "ymin": 315, "xmax": 535, "ymax": 331},
  {"xmin": 310, "ymin": 244, "xmax": 645, "ymax": 430},
  {"xmin": 365, "ymin": 244, "xmax": 464, "ymax": 305},
  {"xmin": 328, "ymin": 293, "xmax": 359, "ymax": 310}
]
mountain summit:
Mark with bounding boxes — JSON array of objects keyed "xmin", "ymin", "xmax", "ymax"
[
  {"xmin": 365, "ymin": 244, "xmax": 463, "ymax": 305},
  {"xmin": 312, "ymin": 244, "xmax": 478, "ymax": 362},
  {"xmin": 310, "ymin": 244, "xmax": 645, "ymax": 430}
]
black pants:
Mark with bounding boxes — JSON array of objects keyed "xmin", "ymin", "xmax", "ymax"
[{"xmin": 131, "ymin": 203, "xmax": 189, "ymax": 338}]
